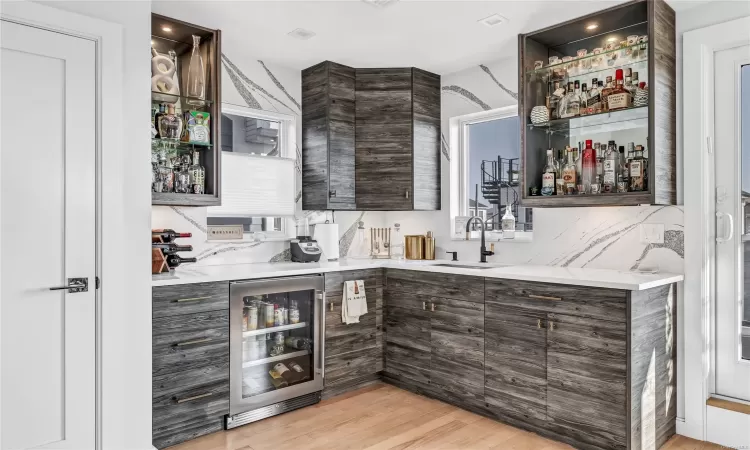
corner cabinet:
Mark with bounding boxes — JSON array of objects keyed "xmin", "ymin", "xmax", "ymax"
[
  {"xmin": 519, "ymin": 0, "xmax": 676, "ymax": 207},
  {"xmin": 151, "ymin": 14, "xmax": 222, "ymax": 206},
  {"xmin": 301, "ymin": 63, "xmax": 441, "ymax": 211}
]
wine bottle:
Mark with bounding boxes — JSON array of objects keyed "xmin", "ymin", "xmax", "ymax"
[
  {"xmin": 165, "ymin": 254, "xmax": 197, "ymax": 268},
  {"xmin": 152, "ymin": 229, "xmax": 192, "ymax": 242},
  {"xmin": 285, "ymin": 336, "xmax": 311, "ymax": 350},
  {"xmin": 152, "ymin": 243, "xmax": 193, "ymax": 252}
]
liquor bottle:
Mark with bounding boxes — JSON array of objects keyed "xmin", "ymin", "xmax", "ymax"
[
  {"xmin": 617, "ymin": 146, "xmax": 629, "ymax": 192},
  {"xmin": 555, "ymin": 148, "xmax": 565, "ymax": 195},
  {"xmin": 541, "ymin": 149, "xmax": 557, "ymax": 196},
  {"xmin": 165, "ymin": 254, "xmax": 197, "ymax": 268},
  {"xmin": 559, "ymin": 82, "xmax": 580, "ymax": 118},
  {"xmin": 152, "ymin": 229, "xmax": 192, "ymax": 242},
  {"xmin": 562, "ymin": 148, "xmax": 578, "ymax": 194},
  {"xmin": 588, "ymin": 78, "xmax": 601, "ymax": 114},
  {"xmin": 581, "ymin": 140, "xmax": 596, "ymax": 193},
  {"xmin": 501, "ymin": 207, "xmax": 516, "ymax": 239},
  {"xmin": 595, "ymin": 143, "xmax": 604, "ymax": 181},
  {"xmin": 153, "ymin": 103, "xmax": 166, "ymax": 139},
  {"xmin": 575, "ymin": 142, "xmax": 583, "ymax": 184},
  {"xmin": 607, "ymin": 69, "xmax": 633, "ymax": 111},
  {"xmin": 285, "ymin": 336, "xmax": 311, "ymax": 350},
  {"xmin": 153, "ymin": 243, "xmax": 194, "ymax": 252},
  {"xmin": 603, "ymin": 140, "xmax": 618, "ymax": 193},
  {"xmin": 550, "ymin": 81, "xmax": 565, "ymax": 119},
  {"xmin": 579, "ymin": 83, "xmax": 589, "ymax": 116},
  {"xmin": 629, "ymin": 145, "xmax": 647, "ymax": 191},
  {"xmin": 601, "ymin": 76, "xmax": 614, "ymax": 111},
  {"xmin": 174, "ymin": 155, "xmax": 192, "ymax": 194},
  {"xmin": 189, "ymin": 151, "xmax": 205, "ymax": 194},
  {"xmin": 288, "ymin": 361, "xmax": 310, "ymax": 383}
]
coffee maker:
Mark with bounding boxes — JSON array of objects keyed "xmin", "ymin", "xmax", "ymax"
[{"xmin": 290, "ymin": 217, "xmax": 322, "ymax": 263}]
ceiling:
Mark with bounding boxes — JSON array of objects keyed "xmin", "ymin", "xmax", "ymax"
[{"xmin": 152, "ymin": 0, "xmax": 710, "ymax": 75}]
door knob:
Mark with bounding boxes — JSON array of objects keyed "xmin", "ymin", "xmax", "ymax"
[{"xmin": 49, "ymin": 278, "xmax": 88, "ymax": 293}]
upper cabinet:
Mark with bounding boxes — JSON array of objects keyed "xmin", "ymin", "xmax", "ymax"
[
  {"xmin": 302, "ymin": 61, "xmax": 357, "ymax": 210},
  {"xmin": 151, "ymin": 14, "xmax": 222, "ymax": 206},
  {"xmin": 519, "ymin": 0, "xmax": 676, "ymax": 207},
  {"xmin": 302, "ymin": 63, "xmax": 441, "ymax": 211}
]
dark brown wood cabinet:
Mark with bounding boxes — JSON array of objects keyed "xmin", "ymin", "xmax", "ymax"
[
  {"xmin": 301, "ymin": 63, "xmax": 441, "ymax": 211},
  {"xmin": 302, "ymin": 61, "xmax": 356, "ymax": 210},
  {"xmin": 322, "ymin": 269, "xmax": 384, "ymax": 398}
]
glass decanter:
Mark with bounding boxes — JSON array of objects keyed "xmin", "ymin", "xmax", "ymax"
[
  {"xmin": 158, "ymin": 104, "xmax": 183, "ymax": 141},
  {"xmin": 390, "ymin": 223, "xmax": 404, "ymax": 260},
  {"xmin": 186, "ymin": 35, "xmax": 206, "ymax": 105}
]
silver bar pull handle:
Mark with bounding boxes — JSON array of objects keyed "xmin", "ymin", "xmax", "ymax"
[
  {"xmin": 49, "ymin": 278, "xmax": 88, "ymax": 293},
  {"xmin": 175, "ymin": 392, "xmax": 212, "ymax": 404},
  {"xmin": 175, "ymin": 338, "xmax": 211, "ymax": 347},
  {"xmin": 175, "ymin": 297, "xmax": 210, "ymax": 303},
  {"xmin": 317, "ymin": 291, "xmax": 326, "ymax": 378},
  {"xmin": 528, "ymin": 294, "xmax": 562, "ymax": 301}
]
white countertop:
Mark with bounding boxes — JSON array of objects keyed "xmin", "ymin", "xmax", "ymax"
[{"xmin": 152, "ymin": 258, "xmax": 683, "ymax": 291}]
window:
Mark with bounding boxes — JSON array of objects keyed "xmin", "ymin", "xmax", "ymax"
[
  {"xmin": 207, "ymin": 104, "xmax": 296, "ymax": 239},
  {"xmin": 453, "ymin": 106, "xmax": 532, "ymax": 236}
]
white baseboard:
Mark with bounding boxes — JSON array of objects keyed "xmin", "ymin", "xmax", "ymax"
[
  {"xmin": 675, "ymin": 417, "xmax": 703, "ymax": 441},
  {"xmin": 706, "ymin": 405, "xmax": 750, "ymax": 447}
]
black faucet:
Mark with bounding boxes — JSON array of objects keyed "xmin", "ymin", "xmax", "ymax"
[
  {"xmin": 465, "ymin": 217, "xmax": 495, "ymax": 263},
  {"xmin": 446, "ymin": 251, "xmax": 458, "ymax": 261}
]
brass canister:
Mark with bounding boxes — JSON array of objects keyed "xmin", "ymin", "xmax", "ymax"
[
  {"xmin": 424, "ymin": 231, "xmax": 435, "ymax": 260},
  {"xmin": 404, "ymin": 235, "xmax": 425, "ymax": 260}
]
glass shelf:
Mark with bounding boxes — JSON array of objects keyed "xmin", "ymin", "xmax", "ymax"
[
  {"xmin": 242, "ymin": 349, "xmax": 309, "ymax": 368},
  {"xmin": 528, "ymin": 105, "xmax": 648, "ymax": 137},
  {"xmin": 151, "ymin": 138, "xmax": 212, "ymax": 151},
  {"xmin": 526, "ymin": 42, "xmax": 648, "ymax": 79},
  {"xmin": 243, "ymin": 322, "xmax": 308, "ymax": 338},
  {"xmin": 151, "ymin": 91, "xmax": 213, "ymax": 106}
]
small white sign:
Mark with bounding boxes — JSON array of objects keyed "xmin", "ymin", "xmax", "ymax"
[
  {"xmin": 207, "ymin": 225, "xmax": 244, "ymax": 241},
  {"xmin": 454, "ymin": 216, "xmax": 471, "ymax": 239}
]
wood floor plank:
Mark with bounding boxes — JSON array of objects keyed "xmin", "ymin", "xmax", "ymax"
[{"xmin": 165, "ymin": 383, "xmax": 725, "ymax": 450}]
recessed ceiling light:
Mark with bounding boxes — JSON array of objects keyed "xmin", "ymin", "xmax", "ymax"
[
  {"xmin": 478, "ymin": 14, "xmax": 508, "ymax": 28},
  {"xmin": 361, "ymin": 0, "xmax": 399, "ymax": 8},
  {"xmin": 607, "ymin": 37, "xmax": 617, "ymax": 42},
  {"xmin": 586, "ymin": 23, "xmax": 599, "ymax": 30},
  {"xmin": 161, "ymin": 26, "xmax": 172, "ymax": 32},
  {"xmin": 288, "ymin": 28, "xmax": 316, "ymax": 40}
]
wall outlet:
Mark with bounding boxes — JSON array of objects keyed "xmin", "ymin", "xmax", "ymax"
[
  {"xmin": 640, "ymin": 223, "xmax": 665, "ymax": 244},
  {"xmin": 207, "ymin": 225, "xmax": 244, "ymax": 241}
]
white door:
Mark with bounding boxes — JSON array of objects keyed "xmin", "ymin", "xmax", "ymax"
[
  {"xmin": 1, "ymin": 19, "xmax": 97, "ymax": 449},
  {"xmin": 714, "ymin": 43, "xmax": 750, "ymax": 402}
]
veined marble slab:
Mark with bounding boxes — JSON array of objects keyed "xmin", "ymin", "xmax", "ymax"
[{"xmin": 152, "ymin": 258, "xmax": 683, "ymax": 291}]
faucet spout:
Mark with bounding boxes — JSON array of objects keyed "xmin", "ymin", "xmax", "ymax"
[{"xmin": 465, "ymin": 217, "xmax": 494, "ymax": 263}]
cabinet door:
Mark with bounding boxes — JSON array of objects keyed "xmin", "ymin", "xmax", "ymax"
[
  {"xmin": 545, "ymin": 313, "xmax": 628, "ymax": 449},
  {"xmin": 327, "ymin": 62, "xmax": 356, "ymax": 209},
  {"xmin": 355, "ymin": 68, "xmax": 413, "ymax": 210},
  {"xmin": 384, "ymin": 290, "xmax": 431, "ymax": 387},
  {"xmin": 484, "ymin": 303, "xmax": 547, "ymax": 422},
  {"xmin": 429, "ymin": 298, "xmax": 484, "ymax": 406}
]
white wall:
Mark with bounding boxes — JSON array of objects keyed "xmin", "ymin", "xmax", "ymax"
[{"xmin": 34, "ymin": 1, "xmax": 153, "ymax": 449}]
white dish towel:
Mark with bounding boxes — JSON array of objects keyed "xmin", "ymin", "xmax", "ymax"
[{"xmin": 342, "ymin": 280, "xmax": 367, "ymax": 324}]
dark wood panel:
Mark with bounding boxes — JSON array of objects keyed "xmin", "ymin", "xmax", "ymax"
[
  {"xmin": 153, "ymin": 310, "xmax": 229, "ymax": 376},
  {"xmin": 545, "ymin": 312, "xmax": 627, "ymax": 446},
  {"xmin": 629, "ymin": 284, "xmax": 677, "ymax": 450},
  {"xmin": 411, "ymin": 68, "xmax": 441, "ymax": 210},
  {"xmin": 324, "ymin": 268, "xmax": 384, "ymax": 293},
  {"xmin": 355, "ymin": 141, "xmax": 413, "ymax": 210},
  {"xmin": 321, "ymin": 372, "xmax": 380, "ymax": 400},
  {"xmin": 384, "ymin": 303, "xmax": 431, "ymax": 386},
  {"xmin": 485, "ymin": 278, "xmax": 626, "ymax": 322},
  {"xmin": 384, "ymin": 289, "xmax": 431, "ymax": 311},
  {"xmin": 484, "ymin": 304, "xmax": 548, "ymax": 422},
  {"xmin": 325, "ymin": 346, "xmax": 383, "ymax": 388},
  {"xmin": 386, "ymin": 269, "xmax": 485, "ymax": 303},
  {"xmin": 325, "ymin": 288, "xmax": 381, "ymax": 357},
  {"xmin": 153, "ymin": 414, "xmax": 224, "ymax": 449},
  {"xmin": 355, "ymin": 68, "xmax": 412, "ymax": 91},
  {"xmin": 153, "ymin": 282, "xmax": 229, "ymax": 319}
]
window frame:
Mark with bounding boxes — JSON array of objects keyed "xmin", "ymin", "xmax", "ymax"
[
  {"xmin": 208, "ymin": 103, "xmax": 297, "ymax": 241},
  {"xmin": 449, "ymin": 105, "xmax": 532, "ymax": 241}
]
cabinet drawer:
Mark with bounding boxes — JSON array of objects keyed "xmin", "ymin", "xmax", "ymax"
[
  {"xmin": 386, "ymin": 269, "xmax": 484, "ymax": 303},
  {"xmin": 153, "ymin": 415, "xmax": 223, "ymax": 450},
  {"xmin": 485, "ymin": 279, "xmax": 627, "ymax": 323},
  {"xmin": 153, "ymin": 282, "xmax": 229, "ymax": 319},
  {"xmin": 153, "ymin": 310, "xmax": 229, "ymax": 376},
  {"xmin": 325, "ymin": 269, "xmax": 384, "ymax": 294}
]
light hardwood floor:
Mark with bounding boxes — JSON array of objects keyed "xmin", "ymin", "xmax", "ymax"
[{"xmin": 168, "ymin": 383, "xmax": 725, "ymax": 450}]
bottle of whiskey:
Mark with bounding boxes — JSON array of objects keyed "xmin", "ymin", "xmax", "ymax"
[
  {"xmin": 581, "ymin": 140, "xmax": 596, "ymax": 193},
  {"xmin": 189, "ymin": 151, "xmax": 205, "ymax": 194},
  {"xmin": 555, "ymin": 148, "xmax": 565, "ymax": 195},
  {"xmin": 601, "ymin": 76, "xmax": 614, "ymax": 111},
  {"xmin": 587, "ymin": 78, "xmax": 601, "ymax": 114},
  {"xmin": 617, "ymin": 146, "xmax": 629, "ymax": 192},
  {"xmin": 562, "ymin": 148, "xmax": 578, "ymax": 194},
  {"xmin": 541, "ymin": 149, "xmax": 557, "ymax": 196},
  {"xmin": 629, "ymin": 145, "xmax": 647, "ymax": 191},
  {"xmin": 607, "ymin": 69, "xmax": 633, "ymax": 111},
  {"xmin": 579, "ymin": 83, "xmax": 589, "ymax": 116},
  {"xmin": 603, "ymin": 140, "xmax": 618, "ymax": 193}
]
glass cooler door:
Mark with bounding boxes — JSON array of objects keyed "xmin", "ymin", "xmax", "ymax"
[{"xmin": 229, "ymin": 276, "xmax": 324, "ymax": 415}]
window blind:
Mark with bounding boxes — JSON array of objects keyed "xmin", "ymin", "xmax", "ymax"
[{"xmin": 207, "ymin": 152, "xmax": 295, "ymax": 217}]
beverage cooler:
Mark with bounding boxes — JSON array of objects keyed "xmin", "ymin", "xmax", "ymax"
[{"xmin": 226, "ymin": 275, "xmax": 325, "ymax": 428}]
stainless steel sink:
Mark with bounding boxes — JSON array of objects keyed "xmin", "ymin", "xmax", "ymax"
[{"xmin": 431, "ymin": 263, "xmax": 499, "ymax": 270}]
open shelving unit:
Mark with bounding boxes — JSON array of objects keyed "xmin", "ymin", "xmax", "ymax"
[
  {"xmin": 519, "ymin": 0, "xmax": 676, "ymax": 207},
  {"xmin": 151, "ymin": 13, "xmax": 222, "ymax": 206}
]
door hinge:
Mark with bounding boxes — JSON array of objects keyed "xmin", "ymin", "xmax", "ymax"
[{"xmin": 95, "ymin": 277, "xmax": 100, "ymax": 289}]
